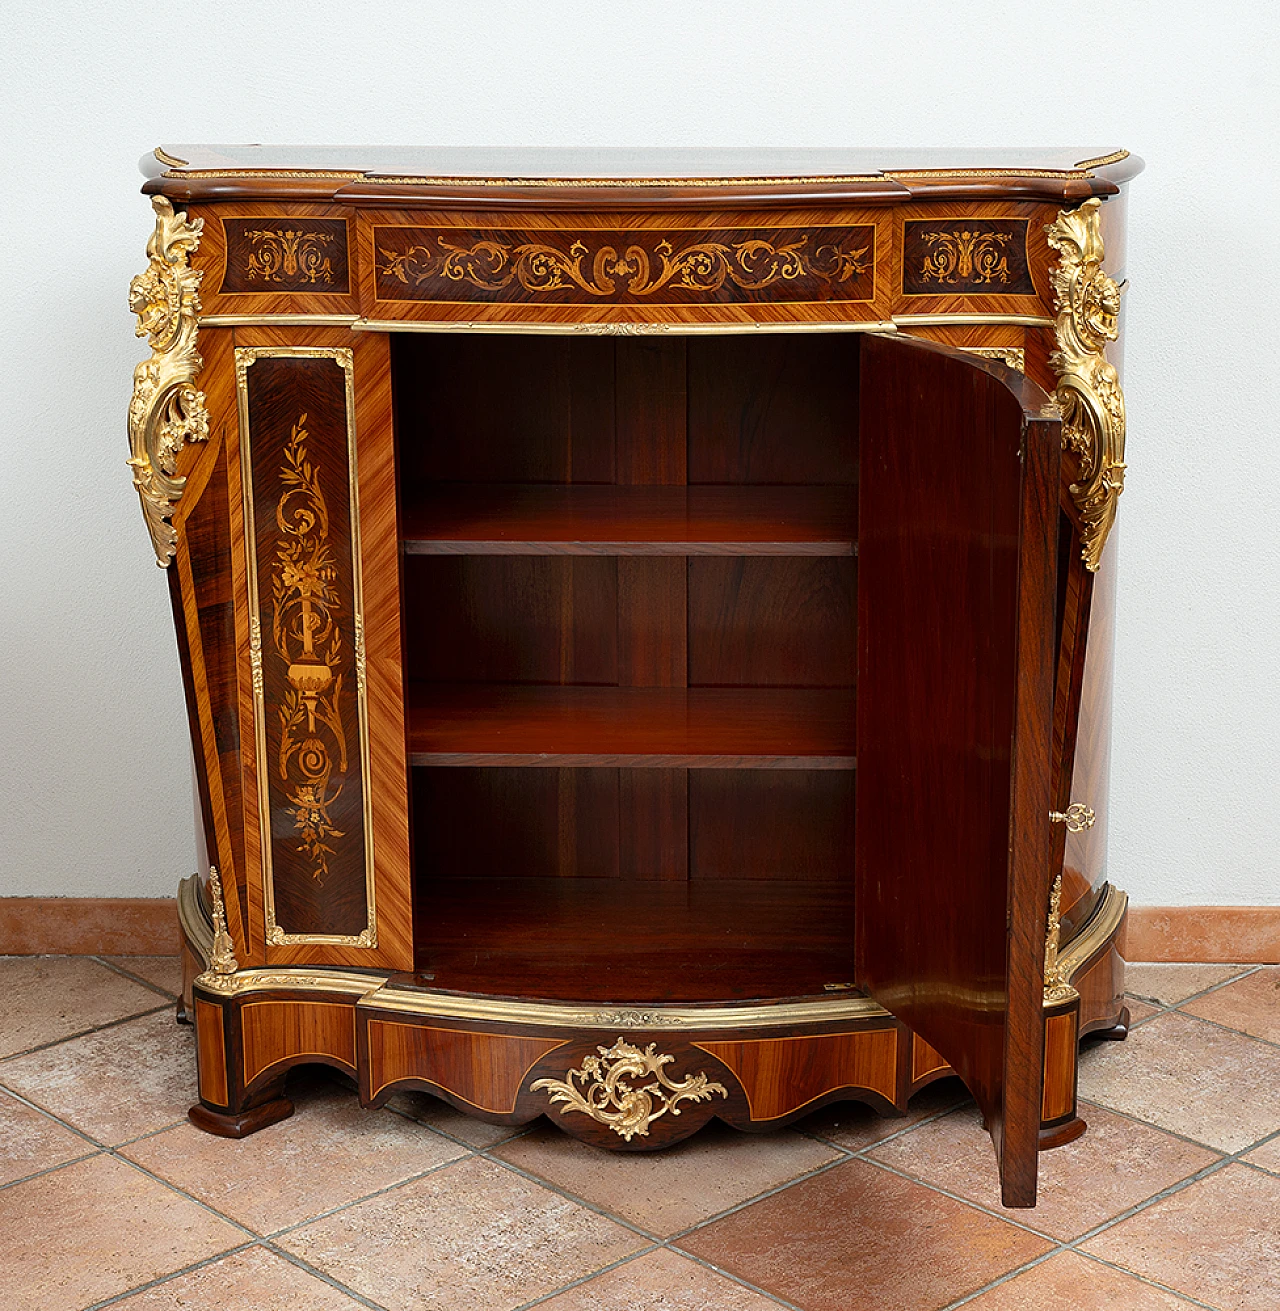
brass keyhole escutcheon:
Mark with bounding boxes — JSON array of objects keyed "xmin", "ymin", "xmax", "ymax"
[{"xmin": 1049, "ymin": 802, "xmax": 1095, "ymax": 833}]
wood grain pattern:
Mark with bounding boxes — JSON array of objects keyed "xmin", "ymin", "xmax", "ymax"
[
  {"xmin": 406, "ymin": 684, "xmax": 856, "ymax": 768},
  {"xmin": 695, "ymin": 1029, "xmax": 899, "ymax": 1119},
  {"xmin": 412, "ymin": 877, "xmax": 856, "ymax": 1001},
  {"xmin": 195, "ymin": 998, "xmax": 229, "ymax": 1106},
  {"xmin": 854, "ymin": 334, "xmax": 1060, "ymax": 1207},
  {"xmin": 1040, "ymin": 1011, "xmax": 1079, "ymax": 1122},
  {"xmin": 912, "ymin": 1033, "xmax": 951, "ymax": 1083},
  {"xmin": 364, "ymin": 1018, "xmax": 566, "ymax": 1110},
  {"xmin": 241, "ymin": 999, "xmax": 357, "ymax": 1090}
]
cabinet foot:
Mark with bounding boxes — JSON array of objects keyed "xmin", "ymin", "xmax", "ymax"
[
  {"xmin": 175, "ymin": 996, "xmax": 192, "ymax": 1026},
  {"xmin": 1039, "ymin": 1116, "xmax": 1086, "ymax": 1150},
  {"xmin": 188, "ymin": 1096, "xmax": 294, "ymax": 1139},
  {"xmin": 1091, "ymin": 1004, "xmax": 1131, "ymax": 1041}
]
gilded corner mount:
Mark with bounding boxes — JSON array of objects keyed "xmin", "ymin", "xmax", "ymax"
[
  {"xmin": 127, "ymin": 197, "xmax": 209, "ymax": 566},
  {"xmin": 1046, "ymin": 198, "xmax": 1127, "ymax": 572}
]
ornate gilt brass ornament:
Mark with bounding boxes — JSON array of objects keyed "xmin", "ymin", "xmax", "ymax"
[
  {"xmin": 961, "ymin": 346, "xmax": 1026, "ymax": 373},
  {"xmin": 1046, "ymin": 198, "xmax": 1127, "ymax": 571},
  {"xmin": 531, "ymin": 1039, "xmax": 728, "ymax": 1141},
  {"xmin": 1043, "ymin": 873, "xmax": 1079, "ymax": 1004},
  {"xmin": 206, "ymin": 866, "xmax": 238, "ymax": 976},
  {"xmin": 920, "ymin": 229, "xmax": 1012, "ymax": 285},
  {"xmin": 245, "ymin": 228, "xmax": 336, "ymax": 284},
  {"xmin": 1050, "ymin": 801, "xmax": 1096, "ymax": 833},
  {"xmin": 127, "ymin": 197, "xmax": 210, "ymax": 566},
  {"xmin": 378, "ymin": 232, "xmax": 870, "ymax": 298}
]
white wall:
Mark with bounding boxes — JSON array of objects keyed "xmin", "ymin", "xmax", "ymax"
[{"xmin": 1, "ymin": 0, "xmax": 1276, "ymax": 906}]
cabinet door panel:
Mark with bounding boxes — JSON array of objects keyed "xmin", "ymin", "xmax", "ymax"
[{"xmin": 855, "ymin": 334, "xmax": 1059, "ymax": 1206}]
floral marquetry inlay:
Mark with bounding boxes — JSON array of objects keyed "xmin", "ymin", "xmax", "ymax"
[
  {"xmin": 902, "ymin": 219, "xmax": 1034, "ymax": 297},
  {"xmin": 531, "ymin": 1039, "xmax": 729, "ymax": 1141},
  {"xmin": 221, "ymin": 218, "xmax": 350, "ymax": 295},
  {"xmin": 272, "ymin": 414, "xmax": 349, "ymax": 885},
  {"xmin": 374, "ymin": 225, "xmax": 877, "ymax": 306}
]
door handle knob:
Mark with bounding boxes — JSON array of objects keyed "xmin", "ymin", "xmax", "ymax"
[{"xmin": 1049, "ymin": 802, "xmax": 1095, "ymax": 833}]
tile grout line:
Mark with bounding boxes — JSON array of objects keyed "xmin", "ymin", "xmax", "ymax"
[
  {"xmin": 79, "ymin": 1242, "xmax": 261, "ymax": 1311},
  {"xmin": 508, "ymin": 1244, "xmax": 666, "ymax": 1311},
  {"xmin": 88, "ymin": 953, "xmax": 181, "ymax": 1002},
  {"xmin": 0, "ymin": 1001, "xmax": 176, "ymax": 1062},
  {"xmin": 259, "ymin": 1241, "xmax": 399, "ymax": 1311}
]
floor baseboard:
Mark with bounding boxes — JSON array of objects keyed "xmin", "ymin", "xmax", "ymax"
[
  {"xmin": 0, "ymin": 898, "xmax": 180, "ymax": 956},
  {"xmin": 1126, "ymin": 905, "xmax": 1280, "ymax": 965},
  {"xmin": 2, "ymin": 897, "xmax": 1276, "ymax": 964}
]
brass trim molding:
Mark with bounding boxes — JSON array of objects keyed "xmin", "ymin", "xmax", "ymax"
[
  {"xmin": 1074, "ymin": 150, "xmax": 1131, "ymax": 170},
  {"xmin": 1046, "ymin": 198, "xmax": 1127, "ymax": 571},
  {"xmin": 360, "ymin": 986, "xmax": 889, "ymax": 1030},
  {"xmin": 177, "ymin": 871, "xmax": 214, "ymax": 966},
  {"xmin": 531, "ymin": 1038, "xmax": 728, "ymax": 1141},
  {"xmin": 200, "ymin": 314, "xmax": 361, "ymax": 329},
  {"xmin": 350, "ymin": 317, "xmax": 896, "ymax": 336},
  {"xmin": 892, "ymin": 312, "xmax": 1054, "ymax": 328},
  {"xmin": 1056, "ymin": 883, "xmax": 1129, "ymax": 986},
  {"xmin": 127, "ymin": 197, "xmax": 210, "ymax": 566},
  {"xmin": 236, "ymin": 346, "xmax": 378, "ymax": 950},
  {"xmin": 195, "ymin": 967, "xmax": 387, "ymax": 997}
]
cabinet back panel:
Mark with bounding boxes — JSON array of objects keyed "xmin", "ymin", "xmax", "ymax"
[
  {"xmin": 393, "ymin": 335, "xmax": 617, "ymax": 485},
  {"xmin": 404, "ymin": 556, "xmax": 618, "ymax": 685},
  {"xmin": 688, "ymin": 557, "xmax": 856, "ymax": 687},
  {"xmin": 687, "ymin": 336, "xmax": 859, "ymax": 485},
  {"xmin": 690, "ymin": 771, "xmax": 853, "ymax": 882}
]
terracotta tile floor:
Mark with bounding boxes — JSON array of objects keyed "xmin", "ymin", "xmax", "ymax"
[{"xmin": 2, "ymin": 956, "xmax": 1278, "ymax": 1311}]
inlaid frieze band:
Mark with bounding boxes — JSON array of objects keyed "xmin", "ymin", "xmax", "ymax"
[
  {"xmin": 373, "ymin": 225, "xmax": 877, "ymax": 306},
  {"xmin": 236, "ymin": 347, "xmax": 376, "ymax": 947},
  {"xmin": 902, "ymin": 219, "xmax": 1034, "ymax": 296},
  {"xmin": 221, "ymin": 219, "xmax": 351, "ymax": 294}
]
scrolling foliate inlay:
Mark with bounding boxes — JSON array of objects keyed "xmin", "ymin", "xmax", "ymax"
[
  {"xmin": 127, "ymin": 197, "xmax": 210, "ymax": 566},
  {"xmin": 532, "ymin": 1039, "xmax": 729, "ymax": 1141},
  {"xmin": 920, "ymin": 230, "xmax": 1013, "ymax": 285},
  {"xmin": 374, "ymin": 226, "xmax": 875, "ymax": 305},
  {"xmin": 1046, "ymin": 198, "xmax": 1127, "ymax": 572},
  {"xmin": 221, "ymin": 219, "xmax": 351, "ymax": 295},
  {"xmin": 902, "ymin": 219, "xmax": 1034, "ymax": 297},
  {"xmin": 272, "ymin": 414, "xmax": 349, "ymax": 885}
]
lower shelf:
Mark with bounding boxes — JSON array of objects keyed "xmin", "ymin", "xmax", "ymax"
[{"xmin": 412, "ymin": 876, "xmax": 856, "ymax": 1002}]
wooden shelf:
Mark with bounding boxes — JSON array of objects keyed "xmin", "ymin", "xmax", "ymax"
[
  {"xmin": 411, "ymin": 877, "xmax": 857, "ymax": 1001},
  {"xmin": 407, "ymin": 684, "xmax": 856, "ymax": 768},
  {"xmin": 401, "ymin": 485, "xmax": 856, "ymax": 556}
]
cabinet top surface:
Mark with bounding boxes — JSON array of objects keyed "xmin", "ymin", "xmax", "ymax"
[{"xmin": 145, "ymin": 145, "xmax": 1141, "ymax": 203}]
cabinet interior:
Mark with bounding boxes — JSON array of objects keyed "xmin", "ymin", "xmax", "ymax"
[{"xmin": 392, "ymin": 333, "xmax": 860, "ymax": 1001}]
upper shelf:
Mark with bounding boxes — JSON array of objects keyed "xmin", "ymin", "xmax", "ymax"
[{"xmin": 401, "ymin": 485, "xmax": 856, "ymax": 557}]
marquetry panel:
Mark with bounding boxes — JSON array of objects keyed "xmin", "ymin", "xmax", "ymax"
[
  {"xmin": 241, "ymin": 999, "xmax": 357, "ymax": 1089},
  {"xmin": 195, "ymin": 999, "xmax": 229, "ymax": 1106},
  {"xmin": 695, "ymin": 1029, "xmax": 899, "ymax": 1120},
  {"xmin": 364, "ymin": 1018, "xmax": 567, "ymax": 1111},
  {"xmin": 903, "ymin": 219, "xmax": 1034, "ymax": 296},
  {"xmin": 889, "ymin": 200, "xmax": 1058, "ymax": 321},
  {"xmin": 355, "ymin": 208, "xmax": 896, "ymax": 327},
  {"xmin": 188, "ymin": 202, "xmax": 360, "ymax": 319},
  {"xmin": 237, "ymin": 348, "xmax": 374, "ymax": 945},
  {"xmin": 1041, "ymin": 1010, "xmax": 1078, "ymax": 1122},
  {"xmin": 221, "ymin": 218, "xmax": 351, "ymax": 295}
]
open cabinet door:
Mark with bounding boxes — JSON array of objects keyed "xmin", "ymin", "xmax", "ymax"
[{"xmin": 856, "ymin": 334, "xmax": 1061, "ymax": 1206}]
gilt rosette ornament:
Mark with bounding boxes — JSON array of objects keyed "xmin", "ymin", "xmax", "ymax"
[
  {"xmin": 1045, "ymin": 198, "xmax": 1127, "ymax": 572},
  {"xmin": 127, "ymin": 197, "xmax": 209, "ymax": 566}
]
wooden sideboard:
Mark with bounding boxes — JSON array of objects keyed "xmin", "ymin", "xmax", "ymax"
[{"xmin": 129, "ymin": 146, "xmax": 1139, "ymax": 1206}]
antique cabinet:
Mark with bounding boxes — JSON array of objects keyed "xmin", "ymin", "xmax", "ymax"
[{"xmin": 128, "ymin": 146, "xmax": 1138, "ymax": 1206}]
